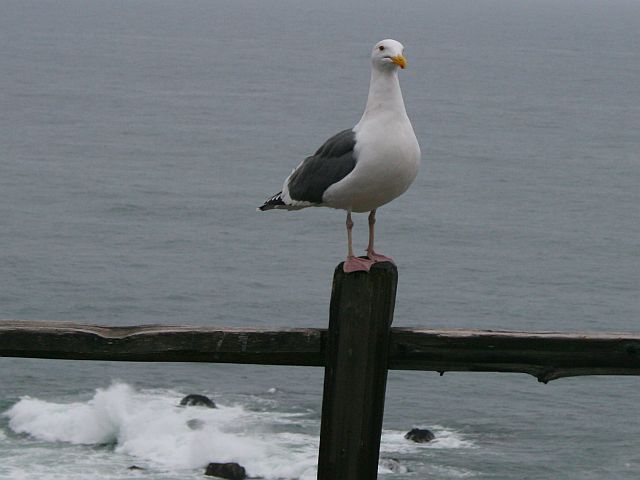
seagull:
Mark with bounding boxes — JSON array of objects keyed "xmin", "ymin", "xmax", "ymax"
[{"xmin": 258, "ymin": 39, "xmax": 420, "ymax": 273}]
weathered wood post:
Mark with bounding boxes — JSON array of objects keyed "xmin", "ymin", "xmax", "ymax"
[{"xmin": 317, "ymin": 261, "xmax": 398, "ymax": 480}]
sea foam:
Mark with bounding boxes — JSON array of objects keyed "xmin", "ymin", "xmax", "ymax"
[
  {"xmin": 3, "ymin": 382, "xmax": 318, "ymax": 479},
  {"xmin": 381, "ymin": 425, "xmax": 475, "ymax": 454},
  {"xmin": 3, "ymin": 383, "xmax": 473, "ymax": 479}
]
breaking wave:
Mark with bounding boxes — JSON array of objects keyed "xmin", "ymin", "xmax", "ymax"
[{"xmin": 3, "ymin": 383, "xmax": 474, "ymax": 479}]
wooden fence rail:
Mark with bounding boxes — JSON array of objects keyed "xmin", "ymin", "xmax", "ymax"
[
  {"xmin": 2, "ymin": 262, "xmax": 640, "ymax": 480},
  {"xmin": 2, "ymin": 322, "xmax": 639, "ymax": 383}
]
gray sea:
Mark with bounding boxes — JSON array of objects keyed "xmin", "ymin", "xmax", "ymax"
[{"xmin": 1, "ymin": 0, "xmax": 639, "ymax": 478}]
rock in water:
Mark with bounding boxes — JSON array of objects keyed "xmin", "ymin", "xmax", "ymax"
[
  {"xmin": 404, "ymin": 427, "xmax": 435, "ymax": 443},
  {"xmin": 204, "ymin": 462, "xmax": 247, "ymax": 479},
  {"xmin": 179, "ymin": 394, "xmax": 216, "ymax": 408}
]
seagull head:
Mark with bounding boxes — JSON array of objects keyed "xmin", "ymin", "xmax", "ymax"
[{"xmin": 371, "ymin": 39, "xmax": 407, "ymax": 71}]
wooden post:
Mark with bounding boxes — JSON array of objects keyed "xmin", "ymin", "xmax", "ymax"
[{"xmin": 317, "ymin": 261, "xmax": 398, "ymax": 480}]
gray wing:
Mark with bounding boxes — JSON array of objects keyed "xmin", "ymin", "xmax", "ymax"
[{"xmin": 286, "ymin": 129, "xmax": 357, "ymax": 204}]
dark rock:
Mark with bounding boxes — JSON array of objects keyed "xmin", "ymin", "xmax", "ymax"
[
  {"xmin": 179, "ymin": 394, "xmax": 216, "ymax": 408},
  {"xmin": 204, "ymin": 462, "xmax": 247, "ymax": 479},
  {"xmin": 404, "ymin": 427, "xmax": 435, "ymax": 443},
  {"xmin": 128, "ymin": 465, "xmax": 145, "ymax": 470}
]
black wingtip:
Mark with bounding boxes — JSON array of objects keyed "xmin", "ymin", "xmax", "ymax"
[{"xmin": 258, "ymin": 192, "xmax": 286, "ymax": 211}]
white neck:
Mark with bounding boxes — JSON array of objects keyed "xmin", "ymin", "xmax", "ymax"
[{"xmin": 358, "ymin": 66, "xmax": 407, "ymax": 124}]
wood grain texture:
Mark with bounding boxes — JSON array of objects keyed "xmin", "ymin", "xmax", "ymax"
[
  {"xmin": 317, "ymin": 261, "xmax": 398, "ymax": 480},
  {"xmin": 0, "ymin": 320, "xmax": 325, "ymax": 366},
  {"xmin": 389, "ymin": 328, "xmax": 640, "ymax": 383},
  {"xmin": 1, "ymin": 322, "xmax": 639, "ymax": 383}
]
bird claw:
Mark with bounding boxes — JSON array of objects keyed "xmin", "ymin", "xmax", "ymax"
[
  {"xmin": 343, "ymin": 256, "xmax": 375, "ymax": 273},
  {"xmin": 366, "ymin": 250, "xmax": 395, "ymax": 264}
]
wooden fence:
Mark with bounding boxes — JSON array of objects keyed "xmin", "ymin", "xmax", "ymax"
[{"xmin": 1, "ymin": 262, "xmax": 639, "ymax": 479}]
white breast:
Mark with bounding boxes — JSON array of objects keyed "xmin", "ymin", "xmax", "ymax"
[{"xmin": 322, "ymin": 114, "xmax": 420, "ymax": 213}]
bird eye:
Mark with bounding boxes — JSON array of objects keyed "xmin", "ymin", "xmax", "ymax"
[{"xmin": 378, "ymin": 45, "xmax": 385, "ymax": 51}]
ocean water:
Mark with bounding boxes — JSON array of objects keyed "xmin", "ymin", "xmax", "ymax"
[{"xmin": 1, "ymin": 0, "xmax": 639, "ymax": 478}]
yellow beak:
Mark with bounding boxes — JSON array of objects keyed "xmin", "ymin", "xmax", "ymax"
[{"xmin": 391, "ymin": 55, "xmax": 407, "ymax": 69}]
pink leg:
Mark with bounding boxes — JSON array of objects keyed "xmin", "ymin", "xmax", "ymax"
[
  {"xmin": 343, "ymin": 211, "xmax": 374, "ymax": 273},
  {"xmin": 366, "ymin": 210, "xmax": 395, "ymax": 264}
]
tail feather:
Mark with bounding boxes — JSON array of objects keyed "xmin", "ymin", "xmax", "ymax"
[{"xmin": 258, "ymin": 192, "xmax": 286, "ymax": 211}]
